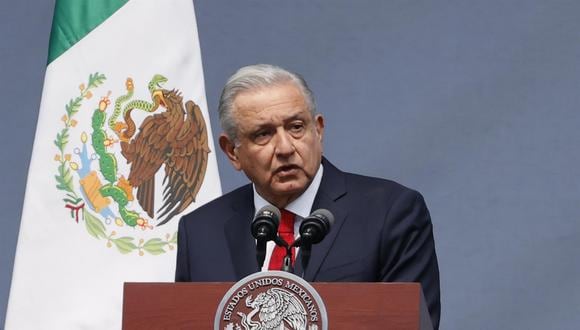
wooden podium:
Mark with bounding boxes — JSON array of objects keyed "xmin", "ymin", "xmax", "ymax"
[{"xmin": 123, "ymin": 282, "xmax": 432, "ymax": 329}]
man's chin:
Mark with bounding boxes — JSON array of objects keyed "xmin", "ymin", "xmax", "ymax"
[{"xmin": 271, "ymin": 181, "xmax": 307, "ymax": 196}]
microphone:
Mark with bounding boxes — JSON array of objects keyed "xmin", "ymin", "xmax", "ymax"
[
  {"xmin": 294, "ymin": 209, "xmax": 335, "ymax": 274},
  {"xmin": 251, "ymin": 205, "xmax": 280, "ymax": 241},
  {"xmin": 299, "ymin": 209, "xmax": 334, "ymax": 245},
  {"xmin": 250, "ymin": 205, "xmax": 281, "ymax": 269}
]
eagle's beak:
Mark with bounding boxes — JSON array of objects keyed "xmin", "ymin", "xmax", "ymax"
[{"xmin": 152, "ymin": 90, "xmax": 166, "ymax": 108}]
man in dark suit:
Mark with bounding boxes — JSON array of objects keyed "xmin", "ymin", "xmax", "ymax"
[{"xmin": 176, "ymin": 64, "xmax": 440, "ymax": 328}]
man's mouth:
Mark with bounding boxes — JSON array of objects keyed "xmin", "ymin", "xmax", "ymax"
[{"xmin": 274, "ymin": 165, "xmax": 300, "ymax": 176}]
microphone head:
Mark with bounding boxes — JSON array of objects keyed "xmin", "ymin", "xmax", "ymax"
[
  {"xmin": 311, "ymin": 208, "xmax": 335, "ymax": 229},
  {"xmin": 257, "ymin": 205, "xmax": 281, "ymax": 225},
  {"xmin": 251, "ymin": 205, "xmax": 281, "ymax": 241},
  {"xmin": 299, "ymin": 209, "xmax": 335, "ymax": 244}
]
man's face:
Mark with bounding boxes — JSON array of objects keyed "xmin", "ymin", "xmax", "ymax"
[{"xmin": 219, "ymin": 82, "xmax": 324, "ymax": 207}]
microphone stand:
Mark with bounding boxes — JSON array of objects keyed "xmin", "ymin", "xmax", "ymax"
[
  {"xmin": 273, "ymin": 236, "xmax": 313, "ymax": 276},
  {"xmin": 292, "ymin": 238, "xmax": 312, "ymax": 273},
  {"xmin": 274, "ymin": 236, "xmax": 294, "ymax": 273},
  {"xmin": 272, "ymin": 236, "xmax": 313, "ymax": 276},
  {"xmin": 255, "ymin": 238, "xmax": 267, "ymax": 269},
  {"xmin": 254, "ymin": 226, "xmax": 272, "ymax": 269}
]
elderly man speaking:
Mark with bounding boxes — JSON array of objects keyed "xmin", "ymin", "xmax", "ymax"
[{"xmin": 175, "ymin": 64, "xmax": 440, "ymax": 328}]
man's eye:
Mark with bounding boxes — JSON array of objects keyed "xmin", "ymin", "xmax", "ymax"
[
  {"xmin": 289, "ymin": 123, "xmax": 305, "ymax": 133},
  {"xmin": 253, "ymin": 131, "xmax": 272, "ymax": 144}
]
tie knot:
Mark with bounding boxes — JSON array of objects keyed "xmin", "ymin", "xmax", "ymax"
[{"xmin": 279, "ymin": 209, "xmax": 295, "ymax": 234}]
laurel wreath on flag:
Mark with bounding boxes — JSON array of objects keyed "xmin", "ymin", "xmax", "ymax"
[{"xmin": 53, "ymin": 72, "xmax": 177, "ymax": 256}]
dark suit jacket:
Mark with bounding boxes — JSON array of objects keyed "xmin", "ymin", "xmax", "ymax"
[{"xmin": 176, "ymin": 158, "xmax": 440, "ymax": 328}]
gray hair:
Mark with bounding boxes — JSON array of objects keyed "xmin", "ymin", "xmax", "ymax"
[{"xmin": 218, "ymin": 64, "xmax": 316, "ymax": 142}]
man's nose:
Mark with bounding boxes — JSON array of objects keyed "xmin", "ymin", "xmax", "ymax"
[{"xmin": 274, "ymin": 130, "xmax": 295, "ymax": 157}]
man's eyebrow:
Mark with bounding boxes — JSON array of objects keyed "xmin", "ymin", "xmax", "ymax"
[
  {"xmin": 284, "ymin": 113, "xmax": 308, "ymax": 123},
  {"xmin": 245, "ymin": 123, "xmax": 274, "ymax": 135}
]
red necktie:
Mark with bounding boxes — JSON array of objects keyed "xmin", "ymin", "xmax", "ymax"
[{"xmin": 268, "ymin": 209, "xmax": 295, "ymax": 270}]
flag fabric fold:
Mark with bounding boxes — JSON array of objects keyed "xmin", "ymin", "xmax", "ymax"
[{"xmin": 6, "ymin": 0, "xmax": 221, "ymax": 328}]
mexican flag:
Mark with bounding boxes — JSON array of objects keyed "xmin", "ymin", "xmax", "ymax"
[{"xmin": 5, "ymin": 0, "xmax": 221, "ymax": 328}]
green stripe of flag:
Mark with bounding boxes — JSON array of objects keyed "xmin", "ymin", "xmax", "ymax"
[{"xmin": 48, "ymin": 0, "xmax": 128, "ymax": 64}]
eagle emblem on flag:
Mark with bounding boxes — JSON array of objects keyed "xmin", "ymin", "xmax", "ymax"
[{"xmin": 53, "ymin": 72, "xmax": 209, "ymax": 255}]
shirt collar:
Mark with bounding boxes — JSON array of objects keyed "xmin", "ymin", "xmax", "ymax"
[{"xmin": 253, "ymin": 164, "xmax": 324, "ymax": 218}]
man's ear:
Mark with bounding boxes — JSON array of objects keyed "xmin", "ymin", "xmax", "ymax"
[
  {"xmin": 314, "ymin": 114, "xmax": 325, "ymax": 142},
  {"xmin": 219, "ymin": 134, "xmax": 242, "ymax": 171}
]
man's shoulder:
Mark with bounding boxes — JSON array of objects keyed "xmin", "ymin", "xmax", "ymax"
[
  {"xmin": 179, "ymin": 184, "xmax": 252, "ymax": 224},
  {"xmin": 342, "ymin": 170, "xmax": 420, "ymax": 198},
  {"xmin": 343, "ymin": 170, "xmax": 410, "ymax": 190},
  {"xmin": 332, "ymin": 167, "xmax": 431, "ymax": 227},
  {"xmin": 324, "ymin": 158, "xmax": 417, "ymax": 196},
  {"xmin": 322, "ymin": 157, "xmax": 424, "ymax": 202}
]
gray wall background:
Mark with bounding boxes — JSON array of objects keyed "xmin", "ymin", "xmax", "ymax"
[{"xmin": 2, "ymin": 1, "xmax": 579, "ymax": 328}]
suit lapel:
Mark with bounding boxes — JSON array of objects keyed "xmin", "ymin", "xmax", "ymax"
[
  {"xmin": 295, "ymin": 158, "xmax": 348, "ymax": 281},
  {"xmin": 224, "ymin": 185, "xmax": 259, "ymax": 279}
]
